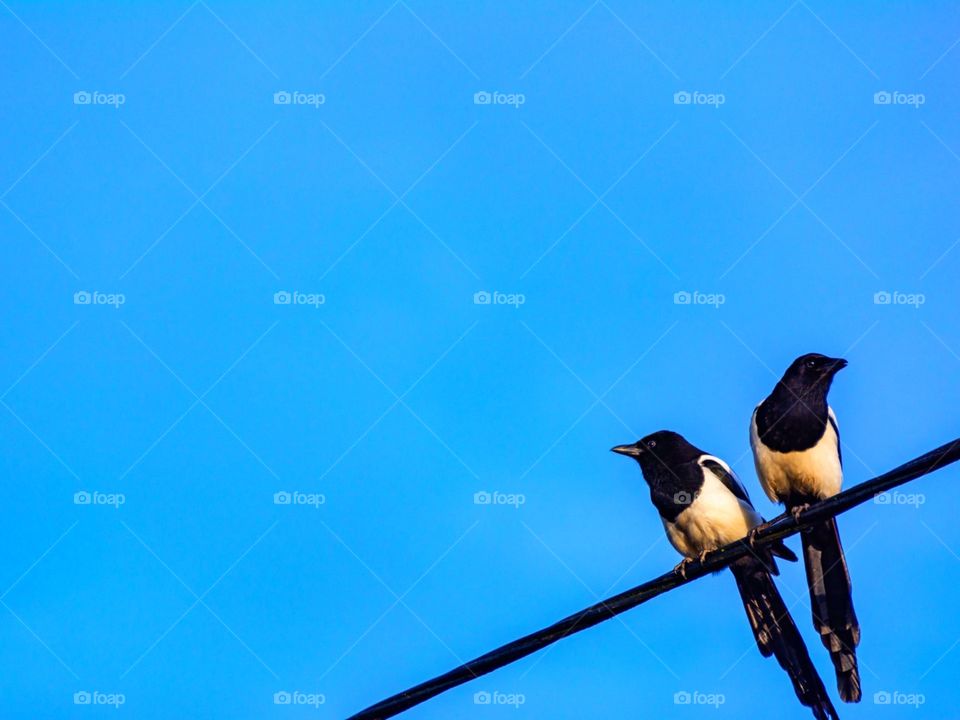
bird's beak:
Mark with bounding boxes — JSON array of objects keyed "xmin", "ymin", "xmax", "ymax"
[
  {"xmin": 829, "ymin": 357, "xmax": 848, "ymax": 373},
  {"xmin": 611, "ymin": 444, "xmax": 642, "ymax": 458}
]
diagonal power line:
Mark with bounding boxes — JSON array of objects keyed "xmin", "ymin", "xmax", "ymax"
[{"xmin": 347, "ymin": 436, "xmax": 960, "ymax": 719}]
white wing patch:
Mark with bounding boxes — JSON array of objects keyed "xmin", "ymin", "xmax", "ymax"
[{"xmin": 698, "ymin": 454, "xmax": 751, "ymax": 503}]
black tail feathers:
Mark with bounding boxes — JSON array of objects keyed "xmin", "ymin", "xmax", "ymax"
[
  {"xmin": 731, "ymin": 555, "xmax": 839, "ymax": 720},
  {"xmin": 802, "ymin": 518, "xmax": 861, "ymax": 703}
]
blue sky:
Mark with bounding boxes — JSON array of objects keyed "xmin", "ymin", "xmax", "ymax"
[{"xmin": 1, "ymin": 2, "xmax": 959, "ymax": 718}]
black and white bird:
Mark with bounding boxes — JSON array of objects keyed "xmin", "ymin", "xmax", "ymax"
[
  {"xmin": 612, "ymin": 431, "xmax": 839, "ymax": 720},
  {"xmin": 750, "ymin": 353, "xmax": 861, "ymax": 703}
]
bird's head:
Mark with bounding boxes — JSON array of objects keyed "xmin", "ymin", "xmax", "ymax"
[
  {"xmin": 611, "ymin": 430, "xmax": 699, "ymax": 475},
  {"xmin": 781, "ymin": 353, "xmax": 847, "ymax": 395}
]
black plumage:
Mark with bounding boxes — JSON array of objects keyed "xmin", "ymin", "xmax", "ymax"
[
  {"xmin": 751, "ymin": 353, "xmax": 861, "ymax": 703},
  {"xmin": 613, "ymin": 431, "xmax": 838, "ymax": 720}
]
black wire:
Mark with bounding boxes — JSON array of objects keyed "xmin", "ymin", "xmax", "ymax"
[{"xmin": 347, "ymin": 436, "xmax": 960, "ymax": 720}]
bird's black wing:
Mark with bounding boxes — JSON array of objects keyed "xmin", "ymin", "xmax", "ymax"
[{"xmin": 828, "ymin": 408, "xmax": 842, "ymax": 467}]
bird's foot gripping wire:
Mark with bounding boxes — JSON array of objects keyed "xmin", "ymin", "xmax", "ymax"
[
  {"xmin": 746, "ymin": 526, "xmax": 762, "ymax": 550},
  {"xmin": 673, "ymin": 552, "xmax": 709, "ymax": 580},
  {"xmin": 790, "ymin": 503, "xmax": 812, "ymax": 522}
]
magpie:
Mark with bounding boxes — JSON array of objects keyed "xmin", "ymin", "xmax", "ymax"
[
  {"xmin": 750, "ymin": 353, "xmax": 861, "ymax": 703},
  {"xmin": 612, "ymin": 431, "xmax": 839, "ymax": 720}
]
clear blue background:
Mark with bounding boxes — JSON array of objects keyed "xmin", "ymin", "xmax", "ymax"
[{"xmin": 1, "ymin": 2, "xmax": 959, "ymax": 718}]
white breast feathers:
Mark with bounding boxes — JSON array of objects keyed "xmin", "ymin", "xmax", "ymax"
[
  {"xmin": 750, "ymin": 406, "xmax": 843, "ymax": 503},
  {"xmin": 663, "ymin": 460, "xmax": 762, "ymax": 558}
]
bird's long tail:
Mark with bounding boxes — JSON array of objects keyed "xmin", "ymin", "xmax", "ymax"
[
  {"xmin": 730, "ymin": 555, "xmax": 839, "ymax": 720},
  {"xmin": 802, "ymin": 518, "xmax": 861, "ymax": 703}
]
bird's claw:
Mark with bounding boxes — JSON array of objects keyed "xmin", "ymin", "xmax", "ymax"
[
  {"xmin": 746, "ymin": 526, "xmax": 762, "ymax": 549},
  {"xmin": 790, "ymin": 503, "xmax": 811, "ymax": 522},
  {"xmin": 674, "ymin": 553, "xmax": 708, "ymax": 580}
]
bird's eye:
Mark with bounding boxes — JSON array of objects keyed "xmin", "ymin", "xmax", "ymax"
[
  {"xmin": 647, "ymin": 440, "xmax": 657, "ymax": 448},
  {"xmin": 805, "ymin": 359, "xmax": 817, "ymax": 368}
]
